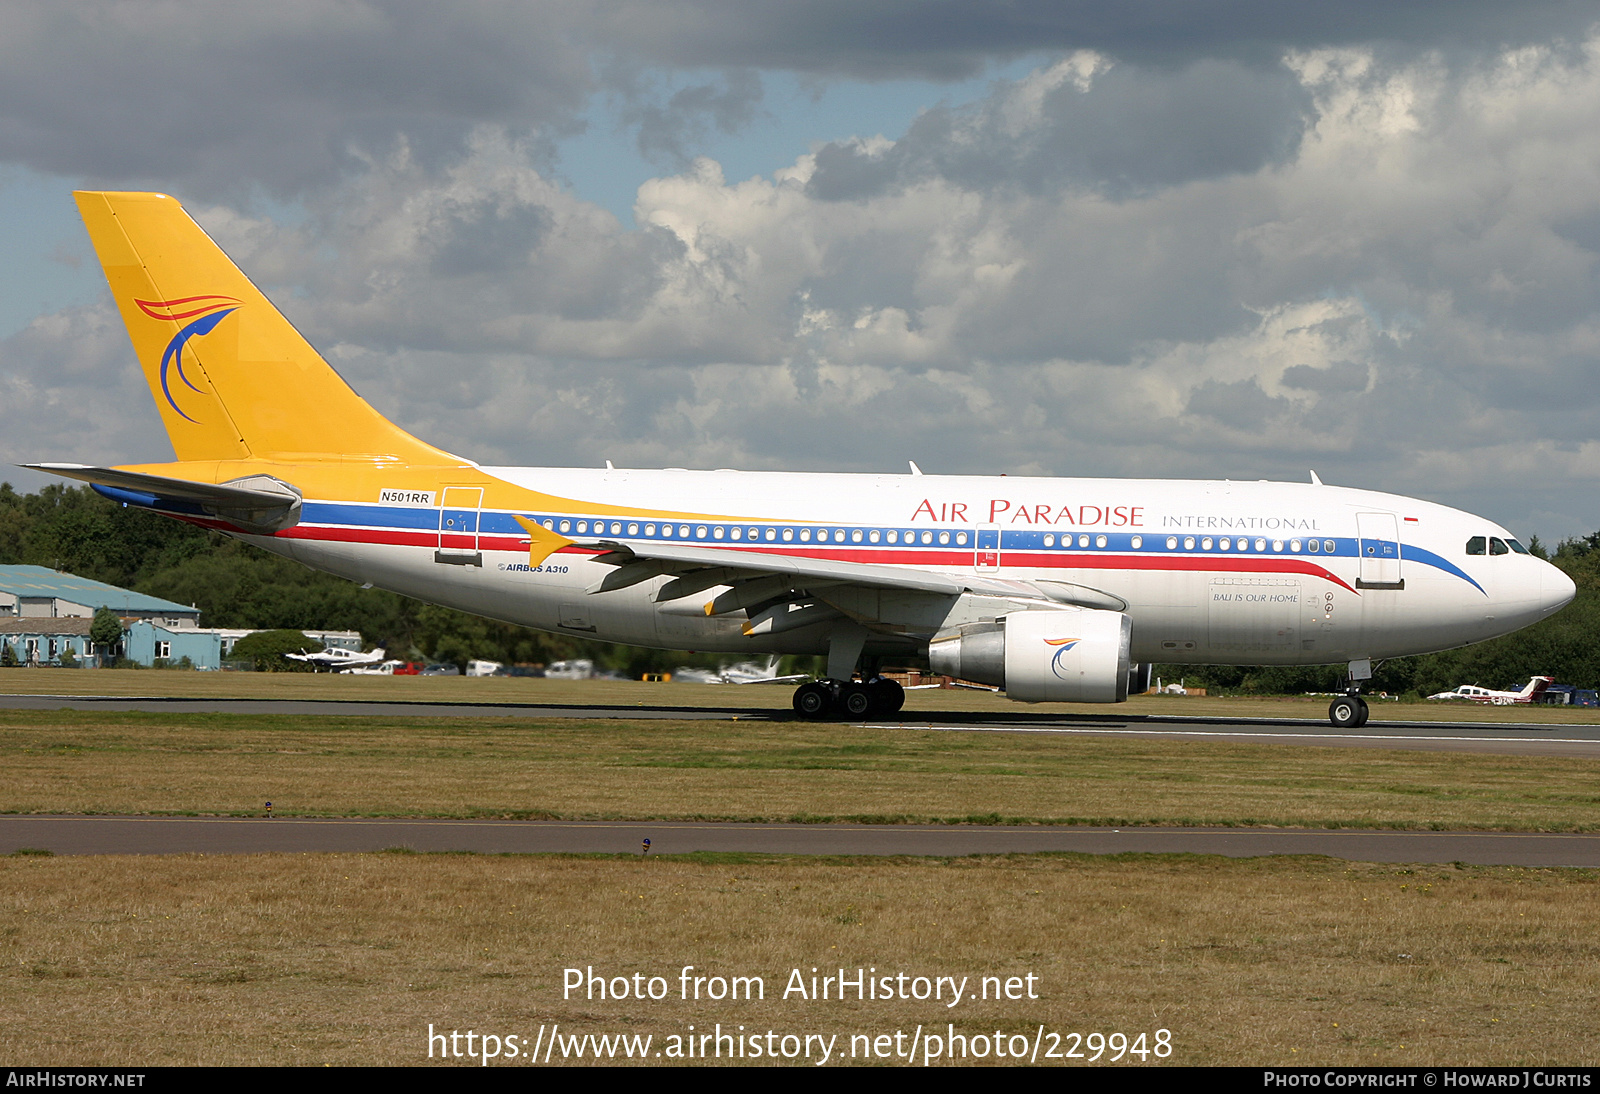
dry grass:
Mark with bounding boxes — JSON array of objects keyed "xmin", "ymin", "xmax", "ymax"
[
  {"xmin": 1, "ymin": 852, "xmax": 1594, "ymax": 1066},
  {"xmin": 5, "ymin": 667, "xmax": 1600, "ymax": 724},
  {"xmin": 3, "ymin": 710, "xmax": 1600, "ymax": 829}
]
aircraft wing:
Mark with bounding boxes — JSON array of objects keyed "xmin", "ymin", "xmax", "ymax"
[
  {"xmin": 25, "ymin": 463, "xmax": 302, "ymax": 534},
  {"xmin": 512, "ymin": 516, "xmax": 1126, "ymax": 618}
]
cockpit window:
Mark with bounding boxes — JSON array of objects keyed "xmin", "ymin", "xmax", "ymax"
[
  {"xmin": 1466, "ymin": 536, "xmax": 1486, "ymax": 556},
  {"xmin": 1489, "ymin": 537, "xmax": 1509, "ymax": 556},
  {"xmin": 1507, "ymin": 539, "xmax": 1530, "ymax": 555}
]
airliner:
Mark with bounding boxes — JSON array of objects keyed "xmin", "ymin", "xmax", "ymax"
[{"xmin": 28, "ymin": 192, "xmax": 1577, "ymax": 728}]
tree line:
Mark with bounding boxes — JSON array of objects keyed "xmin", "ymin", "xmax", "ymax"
[
  {"xmin": 0, "ymin": 482, "xmax": 752, "ymax": 676},
  {"xmin": 1, "ymin": 481, "xmax": 1592, "ymax": 692}
]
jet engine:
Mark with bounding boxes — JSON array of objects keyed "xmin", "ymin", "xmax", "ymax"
[{"xmin": 927, "ymin": 608, "xmax": 1132, "ymax": 703}]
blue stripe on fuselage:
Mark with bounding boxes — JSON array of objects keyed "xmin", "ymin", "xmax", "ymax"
[{"xmin": 293, "ymin": 501, "xmax": 1487, "ymax": 593}]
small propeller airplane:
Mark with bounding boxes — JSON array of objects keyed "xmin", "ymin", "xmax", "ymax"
[
  {"xmin": 282, "ymin": 646, "xmax": 388, "ymax": 672},
  {"xmin": 1426, "ymin": 677, "xmax": 1554, "ymax": 705},
  {"xmin": 26, "ymin": 192, "xmax": 1577, "ymax": 727}
]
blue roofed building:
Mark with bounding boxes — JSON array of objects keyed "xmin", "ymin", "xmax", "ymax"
[
  {"xmin": 0, "ymin": 566, "xmax": 362, "ymax": 669},
  {"xmin": 0, "ymin": 565, "xmax": 201, "ymax": 667},
  {"xmin": 0, "ymin": 565, "xmax": 200, "ymax": 626}
]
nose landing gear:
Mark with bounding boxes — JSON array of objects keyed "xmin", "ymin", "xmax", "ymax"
[
  {"xmin": 1328, "ymin": 658, "xmax": 1374, "ymax": 727},
  {"xmin": 792, "ymin": 676, "xmax": 907, "ymax": 719}
]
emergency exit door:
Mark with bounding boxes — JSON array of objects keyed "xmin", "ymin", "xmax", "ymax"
[{"xmin": 975, "ymin": 527, "xmax": 1000, "ymax": 572}]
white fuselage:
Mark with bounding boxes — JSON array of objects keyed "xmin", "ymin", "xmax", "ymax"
[{"xmin": 253, "ymin": 468, "xmax": 1575, "ymax": 669}]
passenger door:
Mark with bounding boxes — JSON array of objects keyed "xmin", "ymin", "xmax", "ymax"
[
  {"xmin": 1356, "ymin": 512, "xmax": 1403, "ymax": 590},
  {"xmin": 436, "ymin": 486, "xmax": 484, "ymax": 566}
]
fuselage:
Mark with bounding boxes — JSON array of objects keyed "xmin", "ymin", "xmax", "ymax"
[{"xmin": 251, "ymin": 466, "xmax": 1575, "ymax": 667}]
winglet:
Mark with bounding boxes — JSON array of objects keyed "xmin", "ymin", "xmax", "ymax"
[{"xmin": 513, "ymin": 515, "xmax": 574, "ymax": 567}]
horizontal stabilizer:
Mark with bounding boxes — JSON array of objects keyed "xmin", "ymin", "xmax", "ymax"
[{"xmin": 25, "ymin": 463, "xmax": 302, "ymax": 534}]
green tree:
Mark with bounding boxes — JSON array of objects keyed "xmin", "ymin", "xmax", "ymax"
[
  {"xmin": 228, "ymin": 630, "xmax": 324, "ymax": 672},
  {"xmin": 90, "ymin": 607, "xmax": 124, "ymax": 665}
]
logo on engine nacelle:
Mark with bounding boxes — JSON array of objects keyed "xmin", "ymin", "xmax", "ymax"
[{"xmin": 1045, "ymin": 636, "xmax": 1081, "ymax": 679}]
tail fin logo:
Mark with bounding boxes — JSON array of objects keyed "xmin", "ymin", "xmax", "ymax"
[
  {"xmin": 1045, "ymin": 636, "xmax": 1081, "ymax": 679},
  {"xmin": 135, "ymin": 296, "xmax": 241, "ymax": 423}
]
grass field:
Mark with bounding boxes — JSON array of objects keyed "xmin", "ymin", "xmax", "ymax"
[
  {"xmin": 4, "ymin": 852, "xmax": 1595, "ymax": 1067},
  {"xmin": 4, "ymin": 670, "xmax": 1597, "ymax": 1067},
  {"xmin": 5, "ymin": 667, "xmax": 1600, "ymax": 724},
  {"xmin": 4, "ymin": 709, "xmax": 1600, "ymax": 829}
]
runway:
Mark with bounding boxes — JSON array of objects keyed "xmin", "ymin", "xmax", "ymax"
[
  {"xmin": 6, "ymin": 692, "xmax": 1600, "ymax": 758},
  {"xmin": 7, "ymin": 693, "xmax": 1597, "ymax": 865},
  {"xmin": 3, "ymin": 814, "xmax": 1598, "ymax": 866}
]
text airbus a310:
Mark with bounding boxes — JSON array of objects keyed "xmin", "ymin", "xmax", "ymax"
[{"xmin": 30, "ymin": 192, "xmax": 1576, "ymax": 727}]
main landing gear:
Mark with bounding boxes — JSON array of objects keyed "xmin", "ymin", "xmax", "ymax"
[
  {"xmin": 793, "ymin": 677, "xmax": 906, "ymax": 720},
  {"xmin": 1327, "ymin": 692, "xmax": 1370, "ymax": 729}
]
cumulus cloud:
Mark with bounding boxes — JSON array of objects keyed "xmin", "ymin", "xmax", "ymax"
[
  {"xmin": 5, "ymin": 10, "xmax": 1600, "ymax": 538},
  {"xmin": 0, "ymin": 304, "xmax": 172, "ymax": 475},
  {"xmin": 0, "ymin": 3, "xmax": 595, "ymax": 198}
]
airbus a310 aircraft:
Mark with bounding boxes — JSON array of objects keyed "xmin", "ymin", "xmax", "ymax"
[{"xmin": 30, "ymin": 192, "xmax": 1577, "ymax": 727}]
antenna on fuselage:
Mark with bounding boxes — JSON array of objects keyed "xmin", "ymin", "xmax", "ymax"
[
  {"xmin": 908, "ymin": 461, "xmax": 924, "ymax": 476},
  {"xmin": 1309, "ymin": 470, "xmax": 1324, "ymax": 486}
]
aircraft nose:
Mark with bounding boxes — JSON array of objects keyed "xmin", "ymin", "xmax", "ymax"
[{"xmin": 1540, "ymin": 561, "xmax": 1577, "ymax": 616}]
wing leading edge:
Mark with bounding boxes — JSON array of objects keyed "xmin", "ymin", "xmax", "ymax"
[{"xmin": 512, "ymin": 514, "xmax": 1127, "ymax": 635}]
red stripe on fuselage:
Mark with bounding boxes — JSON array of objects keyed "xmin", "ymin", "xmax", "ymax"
[
  {"xmin": 1003, "ymin": 550, "xmax": 1357, "ymax": 592},
  {"xmin": 272, "ymin": 523, "xmax": 1357, "ymax": 591}
]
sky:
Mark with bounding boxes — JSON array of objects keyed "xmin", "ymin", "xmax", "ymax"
[{"xmin": 2, "ymin": 2, "xmax": 1600, "ymax": 540}]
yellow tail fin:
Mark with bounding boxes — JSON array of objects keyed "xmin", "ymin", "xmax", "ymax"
[{"xmin": 75, "ymin": 191, "xmax": 454, "ymax": 465}]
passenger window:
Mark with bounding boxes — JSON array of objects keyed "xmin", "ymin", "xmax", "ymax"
[
  {"xmin": 1466, "ymin": 536, "xmax": 1486, "ymax": 556},
  {"xmin": 1490, "ymin": 537, "xmax": 1509, "ymax": 556}
]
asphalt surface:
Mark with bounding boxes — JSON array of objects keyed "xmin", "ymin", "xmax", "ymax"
[
  {"xmin": 4, "ymin": 692, "xmax": 1600, "ymax": 758},
  {"xmin": 3, "ymin": 815, "xmax": 1599, "ymax": 866}
]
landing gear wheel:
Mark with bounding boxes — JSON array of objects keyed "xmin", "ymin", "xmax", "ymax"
[
  {"xmin": 839, "ymin": 683, "xmax": 873, "ymax": 718},
  {"xmin": 868, "ymin": 678, "xmax": 906, "ymax": 715},
  {"xmin": 1329, "ymin": 696, "xmax": 1361, "ymax": 728},
  {"xmin": 1353, "ymin": 697, "xmax": 1370, "ymax": 727},
  {"xmin": 793, "ymin": 682, "xmax": 832, "ymax": 719}
]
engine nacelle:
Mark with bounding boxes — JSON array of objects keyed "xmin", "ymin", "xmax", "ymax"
[{"xmin": 928, "ymin": 608, "xmax": 1132, "ymax": 703}]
